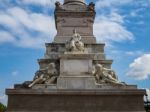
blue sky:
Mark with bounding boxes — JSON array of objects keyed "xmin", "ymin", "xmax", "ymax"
[{"xmin": 0, "ymin": 0, "xmax": 150, "ymax": 105}]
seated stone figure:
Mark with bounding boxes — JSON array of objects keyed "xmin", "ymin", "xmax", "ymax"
[
  {"xmin": 93, "ymin": 64, "xmax": 124, "ymax": 85},
  {"xmin": 66, "ymin": 30, "xmax": 84, "ymax": 52},
  {"xmin": 28, "ymin": 63, "xmax": 58, "ymax": 88}
]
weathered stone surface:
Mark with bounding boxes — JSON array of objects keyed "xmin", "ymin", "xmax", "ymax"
[
  {"xmin": 60, "ymin": 59, "xmax": 92, "ymax": 75},
  {"xmin": 96, "ymin": 84, "xmax": 137, "ymax": 89},
  {"xmin": 54, "ymin": 36, "xmax": 96, "ymax": 44},
  {"xmin": 54, "ymin": 0, "xmax": 96, "ymax": 44},
  {"xmin": 38, "ymin": 58, "xmax": 112, "ymax": 70},
  {"xmin": 45, "ymin": 43, "xmax": 105, "ymax": 54},
  {"xmin": 15, "ymin": 83, "xmax": 137, "ymax": 90},
  {"xmin": 57, "ymin": 76, "xmax": 96, "ymax": 89},
  {"xmin": 60, "ymin": 53, "xmax": 93, "ymax": 75},
  {"xmin": 6, "ymin": 89, "xmax": 146, "ymax": 112},
  {"xmin": 32, "ymin": 84, "xmax": 57, "ymax": 89}
]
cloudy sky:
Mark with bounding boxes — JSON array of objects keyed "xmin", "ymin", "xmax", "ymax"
[{"xmin": 0, "ymin": 0, "xmax": 150, "ymax": 105}]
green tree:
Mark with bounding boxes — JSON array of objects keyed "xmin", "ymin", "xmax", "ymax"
[{"xmin": 0, "ymin": 102, "xmax": 6, "ymax": 112}]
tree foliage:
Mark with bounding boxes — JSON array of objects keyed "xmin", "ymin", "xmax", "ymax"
[{"xmin": 0, "ymin": 102, "xmax": 6, "ymax": 112}]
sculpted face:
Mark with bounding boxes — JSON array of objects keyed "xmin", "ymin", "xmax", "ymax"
[{"xmin": 95, "ymin": 64, "xmax": 103, "ymax": 72}]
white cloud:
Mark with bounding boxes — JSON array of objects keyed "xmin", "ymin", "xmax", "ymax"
[
  {"xmin": 126, "ymin": 54, "xmax": 150, "ymax": 80},
  {"xmin": 96, "ymin": 0, "xmax": 133, "ymax": 9},
  {"xmin": 94, "ymin": 0, "xmax": 135, "ymax": 44},
  {"xmin": 125, "ymin": 51, "xmax": 144, "ymax": 56},
  {"xmin": 94, "ymin": 13, "xmax": 134, "ymax": 43},
  {"xmin": 0, "ymin": 7, "xmax": 56, "ymax": 48},
  {"xmin": 130, "ymin": 11, "xmax": 137, "ymax": 17},
  {"xmin": 21, "ymin": 0, "xmax": 50, "ymax": 6},
  {"xmin": 12, "ymin": 71, "xmax": 19, "ymax": 77},
  {"xmin": 98, "ymin": 0, "xmax": 148, "ymax": 10},
  {"xmin": 17, "ymin": 0, "xmax": 63, "ymax": 7},
  {"xmin": 0, "ymin": 31, "xmax": 15, "ymax": 43},
  {"xmin": 107, "ymin": 50, "xmax": 144, "ymax": 57},
  {"xmin": 0, "ymin": 94, "xmax": 7, "ymax": 105},
  {"xmin": 0, "ymin": 12, "xmax": 18, "ymax": 28},
  {"xmin": 7, "ymin": 7, "xmax": 52, "ymax": 35},
  {"xmin": 0, "ymin": 0, "xmax": 145, "ymax": 49},
  {"xmin": 0, "ymin": 94, "xmax": 6, "ymax": 100},
  {"xmin": 0, "ymin": 90, "xmax": 7, "ymax": 105},
  {"xmin": 0, "ymin": 6, "xmax": 134, "ymax": 48}
]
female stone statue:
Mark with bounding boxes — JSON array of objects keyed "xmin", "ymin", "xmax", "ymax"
[{"xmin": 66, "ymin": 30, "xmax": 84, "ymax": 52}]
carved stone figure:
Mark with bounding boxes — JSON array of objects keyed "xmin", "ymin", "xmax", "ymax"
[
  {"xmin": 55, "ymin": 1, "xmax": 63, "ymax": 10},
  {"xmin": 87, "ymin": 2, "xmax": 95, "ymax": 12},
  {"xmin": 66, "ymin": 30, "xmax": 84, "ymax": 52},
  {"xmin": 28, "ymin": 70, "xmax": 48, "ymax": 87},
  {"xmin": 93, "ymin": 64, "xmax": 124, "ymax": 85},
  {"xmin": 45, "ymin": 63, "xmax": 58, "ymax": 84},
  {"xmin": 28, "ymin": 63, "xmax": 58, "ymax": 87}
]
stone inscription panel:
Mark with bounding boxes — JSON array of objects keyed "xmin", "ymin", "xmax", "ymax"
[{"xmin": 60, "ymin": 59, "xmax": 92, "ymax": 75}]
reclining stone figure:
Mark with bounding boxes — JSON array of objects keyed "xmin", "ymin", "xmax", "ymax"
[
  {"xmin": 28, "ymin": 63, "xmax": 58, "ymax": 88},
  {"xmin": 93, "ymin": 64, "xmax": 125, "ymax": 85},
  {"xmin": 45, "ymin": 63, "xmax": 58, "ymax": 84}
]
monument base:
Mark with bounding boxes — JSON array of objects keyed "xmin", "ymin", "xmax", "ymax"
[{"xmin": 6, "ymin": 88, "xmax": 146, "ymax": 112}]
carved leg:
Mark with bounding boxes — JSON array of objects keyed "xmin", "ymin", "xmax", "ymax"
[{"xmin": 28, "ymin": 78, "xmax": 43, "ymax": 87}]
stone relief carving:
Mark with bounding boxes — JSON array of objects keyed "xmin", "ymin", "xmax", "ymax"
[
  {"xmin": 65, "ymin": 29, "xmax": 85, "ymax": 52},
  {"xmin": 87, "ymin": 2, "xmax": 95, "ymax": 12},
  {"xmin": 93, "ymin": 64, "xmax": 125, "ymax": 85},
  {"xmin": 28, "ymin": 63, "xmax": 58, "ymax": 87}
]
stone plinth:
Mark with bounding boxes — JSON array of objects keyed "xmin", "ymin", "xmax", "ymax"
[
  {"xmin": 58, "ymin": 53, "xmax": 95, "ymax": 89},
  {"xmin": 61, "ymin": 59, "xmax": 91, "ymax": 74},
  {"xmin": 60, "ymin": 53, "xmax": 94, "ymax": 75},
  {"xmin": 6, "ymin": 89, "xmax": 146, "ymax": 112}
]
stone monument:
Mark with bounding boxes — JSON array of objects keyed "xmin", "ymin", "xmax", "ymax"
[{"xmin": 6, "ymin": 0, "xmax": 146, "ymax": 112}]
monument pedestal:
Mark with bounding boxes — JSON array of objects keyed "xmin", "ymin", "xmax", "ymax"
[
  {"xmin": 6, "ymin": 88, "xmax": 146, "ymax": 112},
  {"xmin": 57, "ymin": 53, "xmax": 96, "ymax": 89}
]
